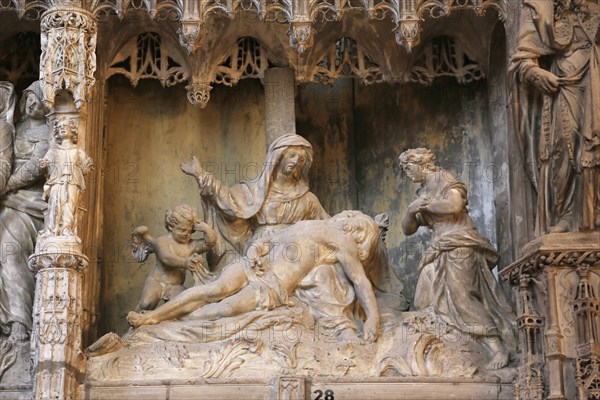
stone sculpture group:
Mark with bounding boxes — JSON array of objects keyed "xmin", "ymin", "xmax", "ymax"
[
  {"xmin": 84, "ymin": 134, "xmax": 518, "ymax": 378},
  {"xmin": 1, "ymin": 18, "xmax": 598, "ymax": 379}
]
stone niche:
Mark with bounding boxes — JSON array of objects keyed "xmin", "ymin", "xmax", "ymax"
[
  {"xmin": 100, "ymin": 77, "xmax": 504, "ymax": 336},
  {"xmin": 87, "ymin": 21, "xmax": 515, "ymax": 398}
]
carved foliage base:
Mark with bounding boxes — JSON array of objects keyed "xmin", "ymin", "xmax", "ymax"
[{"xmin": 86, "ymin": 305, "xmax": 516, "ymax": 385}]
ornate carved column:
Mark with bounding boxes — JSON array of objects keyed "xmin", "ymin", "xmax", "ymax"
[
  {"xmin": 30, "ymin": 4, "xmax": 98, "ymax": 399},
  {"xmin": 514, "ymin": 275, "xmax": 544, "ymax": 399},
  {"xmin": 572, "ymin": 266, "xmax": 600, "ymax": 400},
  {"xmin": 501, "ymin": 232, "xmax": 600, "ymax": 400}
]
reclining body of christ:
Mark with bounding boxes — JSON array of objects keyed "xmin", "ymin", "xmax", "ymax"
[{"xmin": 127, "ymin": 211, "xmax": 381, "ymax": 342}]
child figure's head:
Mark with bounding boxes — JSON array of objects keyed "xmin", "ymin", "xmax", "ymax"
[
  {"xmin": 54, "ymin": 117, "xmax": 79, "ymax": 144},
  {"xmin": 164, "ymin": 204, "xmax": 201, "ymax": 244}
]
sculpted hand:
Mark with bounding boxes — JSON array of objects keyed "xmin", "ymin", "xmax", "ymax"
[
  {"xmin": 186, "ymin": 254, "xmax": 202, "ymax": 271},
  {"xmin": 530, "ymin": 68, "xmax": 560, "ymax": 94},
  {"xmin": 408, "ymin": 197, "xmax": 430, "ymax": 214},
  {"xmin": 194, "ymin": 221, "xmax": 210, "ymax": 232},
  {"xmin": 181, "ymin": 156, "xmax": 205, "ymax": 179},
  {"xmin": 363, "ymin": 317, "xmax": 379, "ymax": 343}
]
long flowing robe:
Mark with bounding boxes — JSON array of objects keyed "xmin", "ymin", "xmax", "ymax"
[
  {"xmin": 510, "ymin": 0, "xmax": 600, "ymax": 232},
  {"xmin": 413, "ymin": 172, "xmax": 515, "ymax": 348},
  {"xmin": 0, "ymin": 81, "xmax": 48, "ymax": 333}
]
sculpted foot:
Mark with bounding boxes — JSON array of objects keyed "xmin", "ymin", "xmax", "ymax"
[
  {"xmin": 548, "ymin": 218, "xmax": 570, "ymax": 233},
  {"xmin": 8, "ymin": 322, "xmax": 28, "ymax": 342},
  {"xmin": 486, "ymin": 348, "xmax": 510, "ymax": 369}
]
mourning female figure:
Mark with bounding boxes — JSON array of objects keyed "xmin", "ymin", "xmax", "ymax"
[
  {"xmin": 0, "ymin": 81, "xmax": 49, "ymax": 341},
  {"xmin": 177, "ymin": 134, "xmax": 365, "ymax": 338},
  {"xmin": 399, "ymin": 148, "xmax": 515, "ymax": 369}
]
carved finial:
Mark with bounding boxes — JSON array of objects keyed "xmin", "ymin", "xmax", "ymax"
[
  {"xmin": 186, "ymin": 82, "xmax": 212, "ymax": 108},
  {"xmin": 395, "ymin": 17, "xmax": 421, "ymax": 53},
  {"xmin": 178, "ymin": 20, "xmax": 204, "ymax": 54},
  {"xmin": 288, "ymin": 22, "xmax": 314, "ymax": 55}
]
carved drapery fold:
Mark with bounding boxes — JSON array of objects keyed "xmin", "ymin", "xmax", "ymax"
[{"xmin": 40, "ymin": 7, "xmax": 97, "ymax": 109}]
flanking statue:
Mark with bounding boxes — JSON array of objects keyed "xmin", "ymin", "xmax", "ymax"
[
  {"xmin": 0, "ymin": 81, "xmax": 49, "ymax": 342},
  {"xmin": 510, "ymin": 0, "xmax": 600, "ymax": 233},
  {"xmin": 399, "ymin": 148, "xmax": 516, "ymax": 369}
]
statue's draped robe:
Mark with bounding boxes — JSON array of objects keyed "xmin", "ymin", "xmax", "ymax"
[
  {"xmin": 0, "ymin": 105, "xmax": 48, "ymax": 333},
  {"xmin": 510, "ymin": 0, "xmax": 600, "ymax": 232},
  {"xmin": 413, "ymin": 172, "xmax": 515, "ymax": 348}
]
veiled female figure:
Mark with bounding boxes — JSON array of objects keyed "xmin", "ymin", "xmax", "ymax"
[
  {"xmin": 0, "ymin": 81, "xmax": 49, "ymax": 341},
  {"xmin": 399, "ymin": 148, "xmax": 515, "ymax": 369},
  {"xmin": 178, "ymin": 134, "xmax": 360, "ymax": 337}
]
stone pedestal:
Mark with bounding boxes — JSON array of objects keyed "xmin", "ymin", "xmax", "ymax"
[
  {"xmin": 264, "ymin": 67, "xmax": 296, "ymax": 146},
  {"xmin": 501, "ymin": 232, "xmax": 600, "ymax": 400},
  {"xmin": 28, "ymin": 239, "xmax": 88, "ymax": 400}
]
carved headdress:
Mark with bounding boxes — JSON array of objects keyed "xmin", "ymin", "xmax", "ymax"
[
  {"xmin": 19, "ymin": 80, "xmax": 45, "ymax": 119},
  {"xmin": 202, "ymin": 134, "xmax": 315, "ymax": 262}
]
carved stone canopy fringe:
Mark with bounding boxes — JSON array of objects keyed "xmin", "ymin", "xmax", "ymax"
[{"xmin": 2, "ymin": 0, "xmax": 506, "ymax": 53}]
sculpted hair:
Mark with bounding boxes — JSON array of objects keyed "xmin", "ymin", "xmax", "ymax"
[
  {"xmin": 398, "ymin": 148, "xmax": 437, "ymax": 168},
  {"xmin": 332, "ymin": 211, "xmax": 380, "ymax": 262},
  {"xmin": 164, "ymin": 204, "xmax": 200, "ymax": 231}
]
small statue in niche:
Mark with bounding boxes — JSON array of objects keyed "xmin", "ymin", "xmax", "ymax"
[
  {"xmin": 39, "ymin": 117, "xmax": 93, "ymax": 240},
  {"xmin": 510, "ymin": 0, "xmax": 600, "ymax": 233},
  {"xmin": 127, "ymin": 211, "xmax": 381, "ymax": 343},
  {"xmin": 129, "ymin": 204, "xmax": 218, "ymax": 312},
  {"xmin": 399, "ymin": 148, "xmax": 516, "ymax": 369}
]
